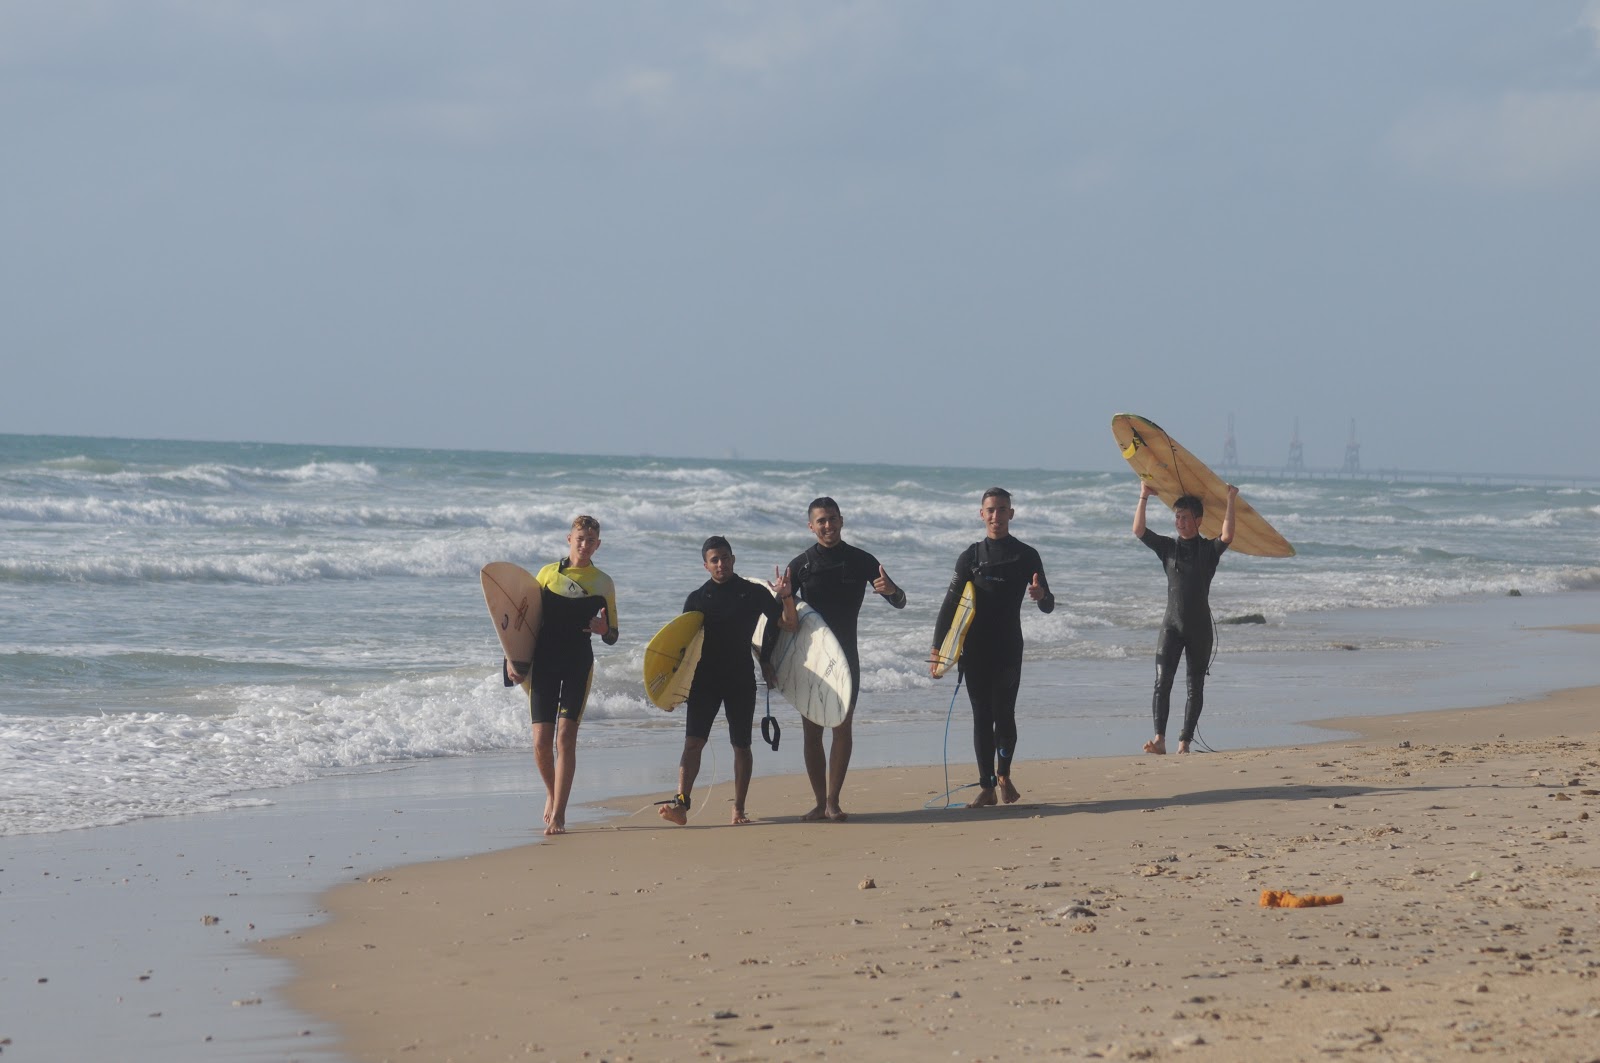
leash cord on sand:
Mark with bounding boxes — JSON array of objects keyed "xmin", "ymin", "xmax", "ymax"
[
  {"xmin": 625, "ymin": 745, "xmax": 718, "ymax": 823},
  {"xmin": 925, "ymin": 678, "xmax": 977, "ymax": 809}
]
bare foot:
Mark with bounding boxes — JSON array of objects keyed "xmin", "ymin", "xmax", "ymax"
[
  {"xmin": 998, "ymin": 777, "xmax": 1020, "ymax": 804},
  {"xmin": 1177, "ymin": 740, "xmax": 1191, "ymax": 754},
  {"xmin": 825, "ymin": 803, "xmax": 849, "ymax": 822},
  {"xmin": 543, "ymin": 794, "xmax": 555, "ymax": 824},
  {"xmin": 967, "ymin": 788, "xmax": 998, "ymax": 809},
  {"xmin": 731, "ymin": 808, "xmax": 751, "ymax": 825},
  {"xmin": 800, "ymin": 805, "xmax": 828, "ymax": 822},
  {"xmin": 1142, "ymin": 736, "xmax": 1167, "ymax": 755},
  {"xmin": 658, "ymin": 801, "xmax": 688, "ymax": 826},
  {"xmin": 543, "ymin": 820, "xmax": 566, "ymax": 836}
]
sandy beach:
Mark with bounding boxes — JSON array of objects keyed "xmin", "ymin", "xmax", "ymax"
[{"xmin": 267, "ymin": 675, "xmax": 1600, "ymax": 1060}]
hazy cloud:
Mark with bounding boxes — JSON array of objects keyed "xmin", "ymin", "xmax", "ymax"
[
  {"xmin": 703, "ymin": 2, "xmax": 890, "ymax": 74},
  {"xmin": 1391, "ymin": 90, "xmax": 1600, "ymax": 187}
]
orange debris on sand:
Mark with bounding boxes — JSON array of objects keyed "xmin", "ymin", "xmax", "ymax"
[{"xmin": 1259, "ymin": 889, "xmax": 1344, "ymax": 908}]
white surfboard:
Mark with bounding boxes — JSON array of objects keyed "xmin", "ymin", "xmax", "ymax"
[
  {"xmin": 749, "ymin": 579, "xmax": 853, "ymax": 727},
  {"xmin": 480, "ymin": 561, "xmax": 542, "ymax": 672}
]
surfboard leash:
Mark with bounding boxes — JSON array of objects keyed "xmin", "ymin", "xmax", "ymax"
[
  {"xmin": 925, "ymin": 676, "xmax": 979, "ymax": 810},
  {"xmin": 627, "ymin": 748, "xmax": 719, "ymax": 824},
  {"xmin": 761, "ymin": 686, "xmax": 781, "ymax": 751},
  {"xmin": 1188, "ymin": 610, "xmax": 1221, "ymax": 754}
]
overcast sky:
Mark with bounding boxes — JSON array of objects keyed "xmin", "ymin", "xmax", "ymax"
[{"xmin": 4, "ymin": 2, "xmax": 1598, "ymax": 475}]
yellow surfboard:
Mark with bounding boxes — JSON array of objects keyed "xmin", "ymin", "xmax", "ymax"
[
  {"xmin": 1112, "ymin": 413, "xmax": 1295, "ymax": 558},
  {"xmin": 931, "ymin": 581, "xmax": 975, "ymax": 679},
  {"xmin": 642, "ymin": 611, "xmax": 705, "ymax": 711}
]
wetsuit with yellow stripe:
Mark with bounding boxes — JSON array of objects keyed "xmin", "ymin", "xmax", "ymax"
[{"xmin": 528, "ymin": 559, "xmax": 618, "ymax": 724}]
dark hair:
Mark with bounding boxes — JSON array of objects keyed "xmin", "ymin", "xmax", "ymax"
[
  {"xmin": 1174, "ymin": 494, "xmax": 1204, "ymax": 519},
  {"xmin": 981, "ymin": 486, "xmax": 1012, "ymax": 506},
  {"xmin": 807, "ymin": 496, "xmax": 840, "ymax": 517},
  {"xmin": 701, "ymin": 535, "xmax": 733, "ymax": 560}
]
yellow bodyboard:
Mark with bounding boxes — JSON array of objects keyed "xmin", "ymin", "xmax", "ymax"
[
  {"xmin": 642, "ymin": 611, "xmax": 705, "ymax": 711},
  {"xmin": 931, "ymin": 581, "xmax": 975, "ymax": 678}
]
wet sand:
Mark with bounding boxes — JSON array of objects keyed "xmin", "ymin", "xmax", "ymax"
[{"xmin": 266, "ymin": 683, "xmax": 1600, "ymax": 1061}]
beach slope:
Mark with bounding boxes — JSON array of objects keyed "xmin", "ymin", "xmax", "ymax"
[{"xmin": 266, "ymin": 690, "xmax": 1600, "ymax": 1061}]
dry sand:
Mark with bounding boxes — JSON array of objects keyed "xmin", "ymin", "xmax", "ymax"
[{"xmin": 266, "ymin": 686, "xmax": 1600, "ymax": 1061}]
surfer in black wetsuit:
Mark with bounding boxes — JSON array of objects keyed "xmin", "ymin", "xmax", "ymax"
[
  {"xmin": 658, "ymin": 537, "xmax": 796, "ymax": 826},
  {"xmin": 929, "ymin": 488, "xmax": 1055, "ymax": 808},
  {"xmin": 1132, "ymin": 481, "xmax": 1237, "ymax": 754},
  {"xmin": 785, "ymin": 496, "xmax": 907, "ymax": 823}
]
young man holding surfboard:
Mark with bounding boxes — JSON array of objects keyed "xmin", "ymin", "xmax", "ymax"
[
  {"xmin": 505, "ymin": 515, "xmax": 618, "ymax": 836},
  {"xmin": 658, "ymin": 537, "xmax": 797, "ymax": 826},
  {"xmin": 785, "ymin": 497, "xmax": 907, "ymax": 823},
  {"xmin": 929, "ymin": 488, "xmax": 1055, "ymax": 808},
  {"xmin": 1132, "ymin": 482, "xmax": 1236, "ymax": 754}
]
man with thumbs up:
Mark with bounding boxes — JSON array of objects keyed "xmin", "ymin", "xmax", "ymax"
[
  {"xmin": 506, "ymin": 514, "xmax": 619, "ymax": 836},
  {"xmin": 930, "ymin": 488, "xmax": 1054, "ymax": 807},
  {"xmin": 785, "ymin": 497, "xmax": 907, "ymax": 822}
]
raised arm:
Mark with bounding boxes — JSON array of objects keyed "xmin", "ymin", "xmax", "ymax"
[
  {"xmin": 872, "ymin": 564, "xmax": 907, "ymax": 609},
  {"xmin": 1133, "ymin": 481, "xmax": 1154, "ymax": 538},
  {"xmin": 1219, "ymin": 484, "xmax": 1238, "ymax": 546},
  {"xmin": 773, "ymin": 565, "xmax": 800, "ymax": 633}
]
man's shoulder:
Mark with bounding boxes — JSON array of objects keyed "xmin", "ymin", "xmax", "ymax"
[{"xmin": 841, "ymin": 540, "xmax": 878, "ymax": 566}]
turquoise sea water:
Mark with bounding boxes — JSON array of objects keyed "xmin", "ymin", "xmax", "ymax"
[{"xmin": 3, "ymin": 432, "xmax": 1599, "ymax": 836}]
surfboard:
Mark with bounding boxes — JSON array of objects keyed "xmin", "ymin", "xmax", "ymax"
[
  {"xmin": 930, "ymin": 581, "xmax": 975, "ymax": 678},
  {"xmin": 643, "ymin": 611, "xmax": 705, "ymax": 711},
  {"xmin": 749, "ymin": 580, "xmax": 853, "ymax": 727},
  {"xmin": 1112, "ymin": 413, "xmax": 1295, "ymax": 558},
  {"xmin": 480, "ymin": 561, "xmax": 543, "ymax": 672}
]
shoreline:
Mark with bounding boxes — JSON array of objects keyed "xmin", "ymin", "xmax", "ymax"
[
  {"xmin": 5, "ymin": 606, "xmax": 1595, "ymax": 1062},
  {"xmin": 266, "ymin": 671, "xmax": 1600, "ymax": 1062}
]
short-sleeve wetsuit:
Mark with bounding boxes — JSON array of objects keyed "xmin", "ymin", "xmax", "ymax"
[
  {"xmin": 1139, "ymin": 528, "xmax": 1227, "ymax": 743},
  {"xmin": 682, "ymin": 576, "xmax": 783, "ymax": 748},
  {"xmin": 785, "ymin": 540, "xmax": 905, "ymax": 716},
  {"xmin": 932, "ymin": 536, "xmax": 1054, "ymax": 787},
  {"xmin": 527, "ymin": 559, "xmax": 618, "ymax": 724}
]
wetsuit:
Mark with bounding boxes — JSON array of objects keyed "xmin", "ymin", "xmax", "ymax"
[
  {"xmin": 527, "ymin": 559, "xmax": 618, "ymax": 724},
  {"xmin": 682, "ymin": 577, "xmax": 783, "ymax": 747},
  {"xmin": 1139, "ymin": 529, "xmax": 1227, "ymax": 743},
  {"xmin": 785, "ymin": 541, "xmax": 905, "ymax": 714},
  {"xmin": 932, "ymin": 536, "xmax": 1054, "ymax": 787}
]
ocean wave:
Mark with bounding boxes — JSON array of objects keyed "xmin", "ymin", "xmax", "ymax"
[
  {"xmin": 18, "ymin": 459, "xmax": 380, "ymax": 493},
  {"xmin": 0, "ymin": 536, "xmax": 517, "ymax": 586},
  {"xmin": 0, "ymin": 672, "xmax": 529, "ymax": 836},
  {"xmin": 1558, "ymin": 567, "xmax": 1600, "ymax": 591}
]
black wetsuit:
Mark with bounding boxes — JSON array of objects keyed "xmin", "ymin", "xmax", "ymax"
[
  {"xmin": 682, "ymin": 577, "xmax": 783, "ymax": 747},
  {"xmin": 1139, "ymin": 529, "xmax": 1227, "ymax": 743},
  {"xmin": 786, "ymin": 541, "xmax": 904, "ymax": 715},
  {"xmin": 933, "ymin": 536, "xmax": 1054, "ymax": 787}
]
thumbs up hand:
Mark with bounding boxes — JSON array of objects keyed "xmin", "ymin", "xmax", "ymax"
[
  {"xmin": 588, "ymin": 606, "xmax": 609, "ymax": 636},
  {"xmin": 872, "ymin": 564, "xmax": 896, "ymax": 596},
  {"xmin": 1027, "ymin": 572, "xmax": 1045, "ymax": 602}
]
